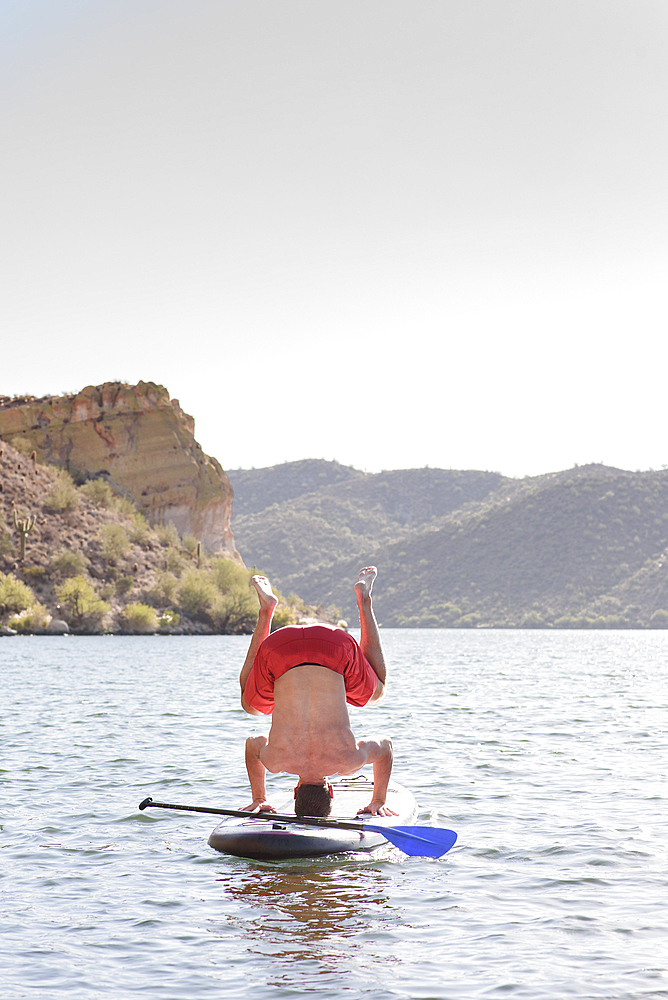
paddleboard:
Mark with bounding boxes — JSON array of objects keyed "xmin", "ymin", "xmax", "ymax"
[{"xmin": 208, "ymin": 775, "xmax": 418, "ymax": 860}]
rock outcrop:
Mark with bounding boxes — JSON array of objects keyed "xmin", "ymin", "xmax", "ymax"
[{"xmin": 0, "ymin": 382, "xmax": 239, "ymax": 559}]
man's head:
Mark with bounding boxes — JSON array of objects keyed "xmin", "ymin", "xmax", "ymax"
[{"xmin": 294, "ymin": 781, "xmax": 333, "ymax": 817}]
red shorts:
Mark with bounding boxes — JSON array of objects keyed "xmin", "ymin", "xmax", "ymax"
[{"xmin": 243, "ymin": 623, "xmax": 378, "ymax": 715}]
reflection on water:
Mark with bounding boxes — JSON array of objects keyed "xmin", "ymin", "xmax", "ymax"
[{"xmin": 213, "ymin": 859, "xmax": 401, "ymax": 981}]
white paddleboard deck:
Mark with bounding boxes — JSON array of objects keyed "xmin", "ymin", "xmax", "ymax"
[{"xmin": 208, "ymin": 776, "xmax": 418, "ymax": 860}]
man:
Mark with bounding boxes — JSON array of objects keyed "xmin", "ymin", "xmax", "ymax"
[{"xmin": 239, "ymin": 566, "xmax": 395, "ymax": 818}]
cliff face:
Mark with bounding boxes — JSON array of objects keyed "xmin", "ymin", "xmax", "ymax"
[{"xmin": 0, "ymin": 382, "xmax": 239, "ymax": 559}]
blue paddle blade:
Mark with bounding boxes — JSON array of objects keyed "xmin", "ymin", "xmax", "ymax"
[{"xmin": 362, "ymin": 823, "xmax": 458, "ymax": 858}]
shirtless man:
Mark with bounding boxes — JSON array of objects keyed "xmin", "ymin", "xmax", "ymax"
[{"xmin": 238, "ymin": 566, "xmax": 395, "ymax": 818}]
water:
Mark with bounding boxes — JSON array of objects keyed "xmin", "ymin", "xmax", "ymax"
[{"xmin": 2, "ymin": 630, "xmax": 668, "ymax": 999}]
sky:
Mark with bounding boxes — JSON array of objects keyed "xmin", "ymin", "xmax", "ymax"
[{"xmin": 1, "ymin": 0, "xmax": 667, "ymax": 479}]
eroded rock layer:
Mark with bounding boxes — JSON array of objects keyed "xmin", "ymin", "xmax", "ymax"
[{"xmin": 0, "ymin": 382, "xmax": 239, "ymax": 559}]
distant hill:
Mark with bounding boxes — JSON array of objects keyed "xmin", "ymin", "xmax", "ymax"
[
  {"xmin": 228, "ymin": 461, "xmax": 668, "ymax": 628},
  {"xmin": 227, "ymin": 459, "xmax": 364, "ymax": 517},
  {"xmin": 228, "ymin": 462, "xmax": 508, "ymax": 587}
]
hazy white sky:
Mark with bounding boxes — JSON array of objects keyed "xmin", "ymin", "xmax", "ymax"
[{"xmin": 1, "ymin": 1, "xmax": 666, "ymax": 478}]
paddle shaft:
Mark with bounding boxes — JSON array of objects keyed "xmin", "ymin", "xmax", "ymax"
[{"xmin": 140, "ymin": 796, "xmax": 395, "ymax": 832}]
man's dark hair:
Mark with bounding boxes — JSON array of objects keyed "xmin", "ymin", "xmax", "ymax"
[{"xmin": 294, "ymin": 783, "xmax": 332, "ymax": 817}]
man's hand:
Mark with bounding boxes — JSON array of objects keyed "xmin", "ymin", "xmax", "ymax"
[
  {"xmin": 240, "ymin": 799, "xmax": 277, "ymax": 813},
  {"xmin": 357, "ymin": 800, "xmax": 398, "ymax": 817}
]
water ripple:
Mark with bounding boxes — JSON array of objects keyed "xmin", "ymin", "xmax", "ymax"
[{"xmin": 2, "ymin": 632, "xmax": 668, "ymax": 998}]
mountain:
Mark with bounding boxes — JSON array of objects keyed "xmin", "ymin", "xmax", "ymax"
[
  {"xmin": 228, "ymin": 461, "xmax": 668, "ymax": 628},
  {"xmin": 227, "ymin": 459, "xmax": 365, "ymax": 517},
  {"xmin": 0, "ymin": 382, "xmax": 238, "ymax": 558},
  {"xmin": 229, "ymin": 463, "xmax": 508, "ymax": 591}
]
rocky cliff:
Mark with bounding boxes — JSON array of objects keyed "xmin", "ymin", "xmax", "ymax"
[{"xmin": 0, "ymin": 382, "xmax": 239, "ymax": 559}]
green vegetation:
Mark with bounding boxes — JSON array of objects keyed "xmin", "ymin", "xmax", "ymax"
[
  {"xmin": 98, "ymin": 524, "xmax": 131, "ymax": 562},
  {"xmin": 121, "ymin": 602, "xmax": 159, "ymax": 633},
  {"xmin": 54, "ymin": 576, "xmax": 110, "ymax": 630},
  {"xmin": 44, "ymin": 471, "xmax": 79, "ymax": 512},
  {"xmin": 163, "ymin": 548, "xmax": 187, "ymax": 576},
  {"xmin": 127, "ymin": 513, "xmax": 150, "ymax": 544},
  {"xmin": 79, "ymin": 479, "xmax": 117, "ymax": 508},
  {"xmin": 0, "ymin": 572, "xmax": 35, "ymax": 615},
  {"xmin": 0, "ymin": 514, "xmax": 14, "ymax": 557},
  {"xmin": 175, "ymin": 559, "xmax": 277, "ymax": 633},
  {"xmin": 8, "ymin": 603, "xmax": 50, "ymax": 631},
  {"xmin": 181, "ymin": 534, "xmax": 199, "ymax": 556},
  {"xmin": 155, "ymin": 523, "xmax": 179, "ymax": 547},
  {"xmin": 149, "ymin": 570, "xmax": 179, "ymax": 605},
  {"xmin": 177, "ymin": 569, "xmax": 217, "ymax": 616},
  {"xmin": 157, "ymin": 609, "xmax": 180, "ymax": 629},
  {"xmin": 50, "ymin": 548, "xmax": 87, "ymax": 577}
]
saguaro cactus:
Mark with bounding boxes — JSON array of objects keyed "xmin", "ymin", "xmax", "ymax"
[{"xmin": 13, "ymin": 510, "xmax": 36, "ymax": 561}]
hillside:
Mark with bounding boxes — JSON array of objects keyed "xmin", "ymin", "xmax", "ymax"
[
  {"xmin": 227, "ymin": 459, "xmax": 364, "ymax": 516},
  {"xmin": 229, "ymin": 464, "xmax": 509, "ymax": 583},
  {"xmin": 228, "ymin": 461, "xmax": 668, "ymax": 628},
  {"xmin": 0, "ymin": 443, "xmax": 323, "ymax": 635}
]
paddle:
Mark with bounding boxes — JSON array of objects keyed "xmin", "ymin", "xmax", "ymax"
[{"xmin": 138, "ymin": 796, "xmax": 457, "ymax": 858}]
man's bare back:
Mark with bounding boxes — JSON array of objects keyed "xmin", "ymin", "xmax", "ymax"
[{"xmin": 238, "ymin": 567, "xmax": 395, "ymax": 817}]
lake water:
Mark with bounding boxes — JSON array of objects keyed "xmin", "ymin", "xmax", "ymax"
[{"xmin": 2, "ymin": 629, "xmax": 668, "ymax": 999}]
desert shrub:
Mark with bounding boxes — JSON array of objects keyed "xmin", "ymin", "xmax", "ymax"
[
  {"xmin": 50, "ymin": 548, "xmax": 87, "ymax": 577},
  {"xmin": 44, "ymin": 471, "xmax": 79, "ymax": 512},
  {"xmin": 209, "ymin": 558, "xmax": 243, "ymax": 591},
  {"xmin": 113, "ymin": 497, "xmax": 137, "ymax": 516},
  {"xmin": 121, "ymin": 602, "xmax": 158, "ymax": 633},
  {"xmin": 177, "ymin": 570, "xmax": 217, "ymax": 616},
  {"xmin": 0, "ymin": 573, "xmax": 35, "ymax": 615},
  {"xmin": 164, "ymin": 549, "xmax": 187, "ymax": 576},
  {"xmin": 115, "ymin": 575, "xmax": 134, "ymax": 595},
  {"xmin": 23, "ymin": 566, "xmax": 46, "ymax": 580},
  {"xmin": 54, "ymin": 575, "xmax": 110, "ymax": 630},
  {"xmin": 521, "ymin": 611, "xmax": 548, "ymax": 628},
  {"xmin": 0, "ymin": 515, "xmax": 14, "ymax": 557},
  {"xmin": 157, "ymin": 609, "xmax": 180, "ymax": 628},
  {"xmin": 149, "ymin": 570, "xmax": 179, "ymax": 605},
  {"xmin": 181, "ymin": 534, "xmax": 199, "ymax": 556},
  {"xmin": 209, "ymin": 590, "xmax": 257, "ymax": 633},
  {"xmin": 8, "ymin": 603, "xmax": 51, "ymax": 631},
  {"xmin": 127, "ymin": 513, "xmax": 151, "ymax": 545},
  {"xmin": 454, "ymin": 612, "xmax": 482, "ymax": 628},
  {"xmin": 79, "ymin": 479, "xmax": 116, "ymax": 508},
  {"xmin": 98, "ymin": 524, "xmax": 130, "ymax": 562},
  {"xmin": 271, "ymin": 605, "xmax": 295, "ymax": 629},
  {"xmin": 155, "ymin": 523, "xmax": 179, "ymax": 547},
  {"xmin": 9, "ymin": 435, "xmax": 34, "ymax": 456},
  {"xmin": 208, "ymin": 558, "xmax": 258, "ymax": 632}
]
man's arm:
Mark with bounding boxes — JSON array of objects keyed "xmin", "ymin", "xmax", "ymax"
[
  {"xmin": 355, "ymin": 738, "xmax": 396, "ymax": 816},
  {"xmin": 240, "ymin": 735, "xmax": 277, "ymax": 812}
]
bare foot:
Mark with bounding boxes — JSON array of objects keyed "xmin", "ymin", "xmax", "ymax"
[
  {"xmin": 354, "ymin": 566, "xmax": 377, "ymax": 601},
  {"xmin": 252, "ymin": 575, "xmax": 278, "ymax": 612}
]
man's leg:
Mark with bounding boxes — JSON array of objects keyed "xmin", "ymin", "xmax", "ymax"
[
  {"xmin": 354, "ymin": 566, "xmax": 387, "ymax": 699},
  {"xmin": 239, "ymin": 575, "xmax": 278, "ymax": 713}
]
